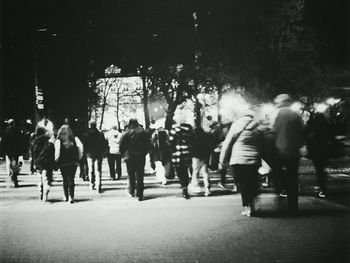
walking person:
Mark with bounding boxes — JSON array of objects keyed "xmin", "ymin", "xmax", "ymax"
[
  {"xmin": 55, "ymin": 125, "xmax": 83, "ymax": 203},
  {"xmin": 83, "ymin": 120, "xmax": 107, "ymax": 193},
  {"xmin": 305, "ymin": 111, "xmax": 332, "ymax": 198},
  {"xmin": 169, "ymin": 115, "xmax": 193, "ymax": 199},
  {"xmin": 31, "ymin": 126, "xmax": 55, "ymax": 202},
  {"xmin": 219, "ymin": 108, "xmax": 262, "ymax": 217},
  {"xmin": 272, "ymin": 94, "xmax": 304, "ymax": 215},
  {"xmin": 188, "ymin": 126, "xmax": 214, "ymax": 196},
  {"xmin": 119, "ymin": 119, "xmax": 150, "ymax": 201},
  {"xmin": 105, "ymin": 125, "xmax": 122, "ymax": 180},
  {"xmin": 150, "ymin": 125, "xmax": 170, "ymax": 185},
  {"xmin": 1, "ymin": 119, "xmax": 24, "ymax": 187}
]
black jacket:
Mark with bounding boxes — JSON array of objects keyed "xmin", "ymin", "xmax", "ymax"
[
  {"xmin": 120, "ymin": 126, "xmax": 150, "ymax": 159},
  {"xmin": 83, "ymin": 128, "xmax": 107, "ymax": 158}
]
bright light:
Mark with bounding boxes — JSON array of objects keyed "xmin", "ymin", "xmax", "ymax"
[
  {"xmin": 26, "ymin": 119, "xmax": 32, "ymax": 124},
  {"xmin": 314, "ymin": 103, "xmax": 328, "ymax": 113},
  {"xmin": 326, "ymin": 98, "xmax": 341, "ymax": 105},
  {"xmin": 154, "ymin": 108, "xmax": 158, "ymax": 112},
  {"xmin": 291, "ymin": 102, "xmax": 302, "ymax": 112},
  {"xmin": 261, "ymin": 103, "xmax": 275, "ymax": 116},
  {"xmin": 219, "ymin": 93, "xmax": 249, "ymax": 121}
]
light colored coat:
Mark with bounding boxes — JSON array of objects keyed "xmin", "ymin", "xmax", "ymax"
[
  {"xmin": 219, "ymin": 115, "xmax": 261, "ymax": 166},
  {"xmin": 106, "ymin": 129, "xmax": 121, "ymax": 154}
]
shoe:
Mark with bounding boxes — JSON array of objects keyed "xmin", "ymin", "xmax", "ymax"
[
  {"xmin": 69, "ymin": 197, "xmax": 74, "ymax": 204},
  {"xmin": 182, "ymin": 188, "xmax": 190, "ymax": 199},
  {"xmin": 318, "ymin": 191, "xmax": 326, "ymax": 198},
  {"xmin": 188, "ymin": 183, "xmax": 201, "ymax": 194},
  {"xmin": 204, "ymin": 188, "xmax": 211, "ymax": 197},
  {"xmin": 39, "ymin": 192, "xmax": 43, "ymax": 201},
  {"xmin": 279, "ymin": 190, "xmax": 287, "ymax": 197},
  {"xmin": 127, "ymin": 192, "xmax": 135, "ymax": 198},
  {"xmin": 90, "ymin": 183, "xmax": 95, "ymax": 190},
  {"xmin": 138, "ymin": 196, "xmax": 144, "ymax": 201},
  {"xmin": 240, "ymin": 206, "xmax": 251, "ymax": 216}
]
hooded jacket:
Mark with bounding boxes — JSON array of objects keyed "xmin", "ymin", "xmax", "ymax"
[{"xmin": 219, "ymin": 114, "xmax": 262, "ymax": 166}]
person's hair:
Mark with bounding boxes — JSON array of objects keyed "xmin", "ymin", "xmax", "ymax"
[
  {"xmin": 128, "ymin": 118, "xmax": 139, "ymax": 129},
  {"xmin": 35, "ymin": 126, "xmax": 47, "ymax": 137},
  {"xmin": 57, "ymin": 124, "xmax": 75, "ymax": 148}
]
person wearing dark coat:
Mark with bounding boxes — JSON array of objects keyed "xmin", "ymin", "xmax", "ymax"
[
  {"xmin": 83, "ymin": 120, "xmax": 107, "ymax": 193},
  {"xmin": 119, "ymin": 119, "xmax": 150, "ymax": 201},
  {"xmin": 1, "ymin": 119, "xmax": 24, "ymax": 187},
  {"xmin": 169, "ymin": 119, "xmax": 193, "ymax": 199},
  {"xmin": 31, "ymin": 126, "xmax": 55, "ymax": 202},
  {"xmin": 305, "ymin": 112, "xmax": 333, "ymax": 198},
  {"xmin": 272, "ymin": 94, "xmax": 304, "ymax": 215}
]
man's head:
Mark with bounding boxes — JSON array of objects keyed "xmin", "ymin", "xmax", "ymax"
[
  {"xmin": 128, "ymin": 118, "xmax": 139, "ymax": 129},
  {"xmin": 274, "ymin": 94, "xmax": 292, "ymax": 108}
]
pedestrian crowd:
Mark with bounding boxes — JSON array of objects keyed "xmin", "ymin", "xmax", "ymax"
[{"xmin": 0, "ymin": 93, "xmax": 335, "ymax": 216}]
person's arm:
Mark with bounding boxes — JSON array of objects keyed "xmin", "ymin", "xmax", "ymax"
[
  {"xmin": 75, "ymin": 137, "xmax": 84, "ymax": 160},
  {"xmin": 219, "ymin": 119, "xmax": 245, "ymax": 164},
  {"xmin": 54, "ymin": 139, "xmax": 61, "ymax": 162}
]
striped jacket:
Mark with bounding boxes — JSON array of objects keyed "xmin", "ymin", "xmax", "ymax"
[{"xmin": 169, "ymin": 123, "xmax": 193, "ymax": 167}]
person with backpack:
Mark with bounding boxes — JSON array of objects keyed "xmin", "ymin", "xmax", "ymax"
[
  {"xmin": 31, "ymin": 126, "xmax": 55, "ymax": 202},
  {"xmin": 55, "ymin": 124, "xmax": 83, "ymax": 203}
]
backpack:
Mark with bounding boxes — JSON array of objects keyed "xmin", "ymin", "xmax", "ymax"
[{"xmin": 32, "ymin": 137, "xmax": 54, "ymax": 170}]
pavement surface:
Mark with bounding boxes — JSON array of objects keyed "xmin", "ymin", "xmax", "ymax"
[{"xmin": 0, "ymin": 158, "xmax": 349, "ymax": 263}]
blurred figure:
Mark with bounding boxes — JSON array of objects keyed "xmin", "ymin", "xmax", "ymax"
[
  {"xmin": 38, "ymin": 115, "xmax": 54, "ymax": 132},
  {"xmin": 305, "ymin": 112, "xmax": 332, "ymax": 198},
  {"xmin": 169, "ymin": 116, "xmax": 193, "ymax": 199},
  {"xmin": 150, "ymin": 125, "xmax": 170, "ymax": 185},
  {"xmin": 272, "ymin": 94, "xmax": 304, "ymax": 215},
  {"xmin": 1, "ymin": 119, "xmax": 24, "ymax": 187},
  {"xmin": 83, "ymin": 120, "xmax": 107, "ymax": 193},
  {"xmin": 55, "ymin": 125, "xmax": 83, "ymax": 203},
  {"xmin": 219, "ymin": 109, "xmax": 262, "ymax": 217},
  {"xmin": 120, "ymin": 118, "xmax": 150, "ymax": 201},
  {"xmin": 105, "ymin": 125, "xmax": 122, "ymax": 180},
  {"xmin": 31, "ymin": 126, "xmax": 55, "ymax": 202},
  {"xmin": 189, "ymin": 127, "xmax": 214, "ymax": 196}
]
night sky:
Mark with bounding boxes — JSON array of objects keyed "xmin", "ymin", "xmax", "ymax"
[{"xmin": 0, "ymin": 0, "xmax": 348, "ymax": 124}]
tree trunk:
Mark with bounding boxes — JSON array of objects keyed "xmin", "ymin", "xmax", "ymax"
[
  {"xmin": 194, "ymin": 98, "xmax": 202, "ymax": 128},
  {"xmin": 165, "ymin": 103, "xmax": 177, "ymax": 130},
  {"xmin": 99, "ymin": 98, "xmax": 106, "ymax": 130},
  {"xmin": 142, "ymin": 75, "xmax": 150, "ymax": 129}
]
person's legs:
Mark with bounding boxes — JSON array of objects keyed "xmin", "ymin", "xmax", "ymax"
[
  {"xmin": 313, "ymin": 157, "xmax": 327, "ymax": 196},
  {"xmin": 38, "ymin": 171, "xmax": 43, "ymax": 201},
  {"xmin": 285, "ymin": 157, "xmax": 300, "ymax": 214},
  {"xmin": 60, "ymin": 167, "xmax": 69, "ymax": 201},
  {"xmin": 135, "ymin": 156, "xmax": 145, "ymax": 200},
  {"xmin": 42, "ymin": 169, "xmax": 51, "ymax": 201},
  {"xmin": 200, "ymin": 160, "xmax": 211, "ymax": 196},
  {"xmin": 67, "ymin": 165, "xmax": 77, "ymax": 202},
  {"xmin": 107, "ymin": 153, "xmax": 116, "ymax": 180},
  {"xmin": 176, "ymin": 165, "xmax": 190, "ymax": 198},
  {"xmin": 189, "ymin": 158, "xmax": 201, "ymax": 193},
  {"xmin": 87, "ymin": 157, "xmax": 95, "ymax": 189},
  {"xmin": 95, "ymin": 158, "xmax": 103, "ymax": 192},
  {"xmin": 126, "ymin": 160, "xmax": 136, "ymax": 196},
  {"xmin": 116, "ymin": 154, "xmax": 122, "ymax": 179}
]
